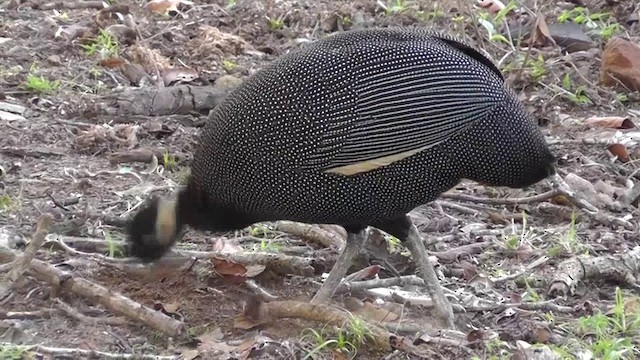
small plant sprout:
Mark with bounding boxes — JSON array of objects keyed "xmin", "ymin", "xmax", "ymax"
[
  {"xmin": 80, "ymin": 29, "xmax": 120, "ymax": 59},
  {"xmin": 22, "ymin": 64, "xmax": 61, "ymax": 95},
  {"xmin": 266, "ymin": 16, "xmax": 285, "ymax": 31},
  {"xmin": 376, "ymin": 0, "xmax": 407, "ymax": 15},
  {"xmin": 162, "ymin": 151, "xmax": 178, "ymax": 171},
  {"xmin": 222, "ymin": 60, "xmax": 237, "ymax": 72}
]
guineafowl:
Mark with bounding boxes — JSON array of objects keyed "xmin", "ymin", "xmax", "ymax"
[{"xmin": 126, "ymin": 27, "xmax": 556, "ymax": 329}]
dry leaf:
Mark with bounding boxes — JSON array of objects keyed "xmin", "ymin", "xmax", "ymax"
[
  {"xmin": 212, "ymin": 258, "xmax": 247, "ymax": 276},
  {"xmin": 344, "ymin": 264, "xmax": 382, "ymax": 282},
  {"xmin": 467, "ymin": 329, "xmax": 491, "ymax": 342},
  {"xmin": 99, "ymin": 57, "xmax": 126, "ymax": 68},
  {"xmin": 145, "ymin": 0, "xmax": 181, "ymax": 14},
  {"xmin": 162, "ymin": 66, "xmax": 199, "ymax": 86},
  {"xmin": 355, "ymin": 302, "xmax": 399, "ymax": 323},
  {"xmin": 476, "ymin": 0, "xmax": 506, "ymax": 14},
  {"xmin": 182, "ymin": 349, "xmax": 200, "ymax": 360},
  {"xmin": 528, "ymin": 12, "xmax": 556, "ymax": 47},
  {"xmin": 550, "ymin": 194, "xmax": 572, "ymax": 207},
  {"xmin": 461, "ymin": 260, "xmax": 478, "ymax": 281},
  {"xmin": 163, "ymin": 302, "xmax": 180, "ymax": 313},
  {"xmin": 510, "ymin": 293, "xmax": 523, "ymax": 303},
  {"xmin": 530, "ymin": 323, "xmax": 552, "ymax": 343},
  {"xmin": 233, "ymin": 314, "xmax": 264, "ymax": 330},
  {"xmin": 608, "ymin": 143, "xmax": 630, "ymax": 162},
  {"xmin": 585, "ymin": 116, "xmax": 636, "ymax": 129},
  {"xmin": 211, "ymin": 238, "xmax": 243, "ymax": 253}
]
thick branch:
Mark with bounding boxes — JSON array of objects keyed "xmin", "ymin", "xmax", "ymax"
[{"xmin": 548, "ymin": 246, "xmax": 640, "ymax": 297}]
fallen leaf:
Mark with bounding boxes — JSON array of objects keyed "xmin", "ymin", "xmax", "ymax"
[
  {"xmin": 461, "ymin": 260, "xmax": 478, "ymax": 281},
  {"xmin": 531, "ymin": 323, "xmax": 552, "ymax": 343},
  {"xmin": 355, "ymin": 301, "xmax": 399, "ymax": 323},
  {"xmin": 163, "ymin": 302, "xmax": 180, "ymax": 313},
  {"xmin": 585, "ymin": 116, "xmax": 636, "ymax": 129},
  {"xmin": 233, "ymin": 314, "xmax": 264, "ymax": 330},
  {"xmin": 476, "ymin": 0, "xmax": 506, "ymax": 14},
  {"xmin": 344, "ymin": 264, "xmax": 382, "ymax": 282},
  {"xmin": 99, "ymin": 57, "xmax": 126, "ymax": 69},
  {"xmin": 182, "ymin": 349, "xmax": 200, "ymax": 360},
  {"xmin": 145, "ymin": 0, "xmax": 181, "ymax": 15},
  {"xmin": 211, "ymin": 238, "xmax": 243, "ymax": 253},
  {"xmin": 510, "ymin": 293, "xmax": 523, "ymax": 303},
  {"xmin": 196, "ymin": 328, "xmax": 237, "ymax": 354},
  {"xmin": 467, "ymin": 329, "xmax": 491, "ymax": 342},
  {"xmin": 550, "ymin": 194, "xmax": 572, "ymax": 207},
  {"xmin": 162, "ymin": 66, "xmax": 199, "ymax": 86},
  {"xmin": 528, "ymin": 12, "xmax": 556, "ymax": 47},
  {"xmin": 608, "ymin": 143, "xmax": 630, "ymax": 162}
]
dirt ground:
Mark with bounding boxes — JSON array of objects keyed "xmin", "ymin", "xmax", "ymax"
[{"xmin": 1, "ymin": 0, "xmax": 640, "ymax": 359}]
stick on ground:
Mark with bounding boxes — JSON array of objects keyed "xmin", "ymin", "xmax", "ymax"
[
  {"xmin": 0, "ymin": 214, "xmax": 53, "ymax": 298},
  {"xmin": 245, "ymin": 296, "xmax": 392, "ymax": 351}
]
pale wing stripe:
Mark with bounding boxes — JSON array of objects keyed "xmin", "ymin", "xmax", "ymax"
[
  {"xmin": 359, "ymin": 82, "xmax": 497, "ymax": 108},
  {"xmin": 349, "ymin": 107, "xmax": 491, "ymax": 145},
  {"xmin": 358, "ymin": 100, "xmax": 491, "ymax": 126},
  {"xmin": 336, "ymin": 113, "xmax": 485, "ymax": 158},
  {"xmin": 359, "ymin": 89, "xmax": 491, "ymax": 111},
  {"xmin": 357, "ymin": 64, "xmax": 497, "ymax": 90},
  {"xmin": 354, "ymin": 101, "xmax": 494, "ymax": 136},
  {"xmin": 330, "ymin": 109, "xmax": 489, "ymax": 163}
]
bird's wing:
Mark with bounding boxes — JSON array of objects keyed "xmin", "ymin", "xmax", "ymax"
[{"xmin": 301, "ymin": 34, "xmax": 508, "ymax": 176}]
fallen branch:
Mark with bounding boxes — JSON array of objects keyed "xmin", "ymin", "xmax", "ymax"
[
  {"xmin": 548, "ymin": 246, "xmax": 640, "ymax": 297},
  {"xmin": 108, "ymin": 148, "xmax": 171, "ymax": 165},
  {"xmin": 0, "ymin": 309, "xmax": 58, "ymax": 320},
  {"xmin": 55, "ymin": 298, "xmax": 128, "ymax": 326},
  {"xmin": 428, "ymin": 242, "xmax": 492, "ymax": 263},
  {"xmin": 175, "ymin": 249, "xmax": 315, "ymax": 276},
  {"xmin": 335, "ymin": 275, "xmax": 425, "ymax": 295},
  {"xmin": 441, "ymin": 189, "xmax": 559, "ymax": 206},
  {"xmin": 245, "ymin": 296, "xmax": 392, "ymax": 351},
  {"xmin": 30, "ymin": 1, "xmax": 106, "ymax": 10},
  {"xmin": 0, "ymin": 214, "xmax": 53, "ymax": 298},
  {"xmin": 273, "ymin": 221, "xmax": 345, "ymax": 249},
  {"xmin": 464, "ymin": 300, "xmax": 574, "ymax": 314},
  {"xmin": 28, "ymin": 258, "xmax": 184, "ymax": 336},
  {"xmin": 30, "ymin": 345, "xmax": 178, "ymax": 360}
]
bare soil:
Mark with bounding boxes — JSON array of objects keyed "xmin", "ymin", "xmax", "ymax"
[{"xmin": 1, "ymin": 0, "xmax": 640, "ymax": 359}]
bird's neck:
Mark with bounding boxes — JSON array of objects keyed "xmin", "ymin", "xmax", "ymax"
[{"xmin": 176, "ymin": 178, "xmax": 257, "ymax": 232}]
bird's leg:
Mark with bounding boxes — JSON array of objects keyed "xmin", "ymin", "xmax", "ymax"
[
  {"xmin": 403, "ymin": 223, "xmax": 455, "ymax": 329},
  {"xmin": 375, "ymin": 217, "xmax": 455, "ymax": 330},
  {"xmin": 311, "ymin": 229, "xmax": 367, "ymax": 305}
]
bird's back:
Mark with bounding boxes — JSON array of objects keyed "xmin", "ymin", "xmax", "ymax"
[{"xmin": 189, "ymin": 28, "xmax": 547, "ymax": 226}]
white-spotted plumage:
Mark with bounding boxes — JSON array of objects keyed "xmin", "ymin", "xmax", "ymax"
[{"xmin": 189, "ymin": 27, "xmax": 554, "ymax": 228}]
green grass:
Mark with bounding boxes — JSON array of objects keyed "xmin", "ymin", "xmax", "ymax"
[{"xmin": 21, "ymin": 65, "xmax": 61, "ymax": 96}]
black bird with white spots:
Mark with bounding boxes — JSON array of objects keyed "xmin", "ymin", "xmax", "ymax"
[{"xmin": 126, "ymin": 27, "xmax": 556, "ymax": 329}]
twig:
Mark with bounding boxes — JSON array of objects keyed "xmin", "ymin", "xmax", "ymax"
[
  {"xmin": 429, "ymin": 242, "xmax": 493, "ymax": 263},
  {"xmin": 55, "ymin": 298, "xmax": 129, "ymax": 326},
  {"xmin": 273, "ymin": 221, "xmax": 345, "ymax": 249},
  {"xmin": 245, "ymin": 279, "xmax": 278, "ymax": 301},
  {"xmin": 0, "ymin": 309, "xmax": 58, "ymax": 319},
  {"xmin": 0, "ymin": 214, "xmax": 53, "ymax": 298},
  {"xmin": 491, "ymin": 256, "xmax": 549, "ymax": 284},
  {"xmin": 31, "ymin": 345, "xmax": 178, "ymax": 360},
  {"xmin": 464, "ymin": 300, "xmax": 574, "ymax": 314},
  {"xmin": 335, "ymin": 275, "xmax": 425, "ymax": 294},
  {"xmin": 245, "ymin": 296, "xmax": 392, "ymax": 351},
  {"xmin": 435, "ymin": 200, "xmax": 480, "ymax": 215},
  {"xmin": 441, "ymin": 189, "xmax": 559, "ymax": 206},
  {"xmin": 174, "ymin": 249, "xmax": 315, "ymax": 276},
  {"xmin": 27, "ymin": 258, "xmax": 185, "ymax": 336},
  {"xmin": 548, "ymin": 246, "xmax": 640, "ymax": 298}
]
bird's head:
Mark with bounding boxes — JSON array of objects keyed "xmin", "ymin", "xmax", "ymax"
[{"xmin": 126, "ymin": 196, "xmax": 183, "ymax": 262}]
